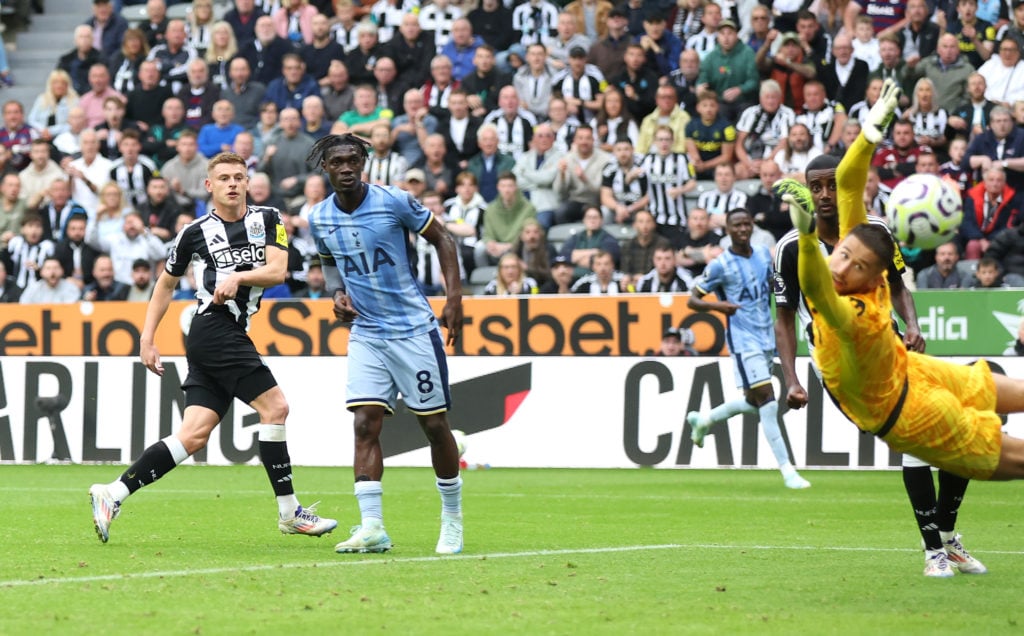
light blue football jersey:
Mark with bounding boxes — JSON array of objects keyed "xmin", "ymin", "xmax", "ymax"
[
  {"xmin": 694, "ymin": 244, "xmax": 775, "ymax": 354},
  {"xmin": 309, "ymin": 184, "xmax": 438, "ymax": 339}
]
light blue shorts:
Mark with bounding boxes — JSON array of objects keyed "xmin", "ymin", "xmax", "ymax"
[
  {"xmin": 731, "ymin": 350, "xmax": 775, "ymax": 391},
  {"xmin": 346, "ymin": 329, "xmax": 451, "ymax": 416}
]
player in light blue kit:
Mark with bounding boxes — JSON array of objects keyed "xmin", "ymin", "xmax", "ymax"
[
  {"xmin": 306, "ymin": 134, "xmax": 466, "ymax": 555},
  {"xmin": 685, "ymin": 208, "xmax": 811, "ymax": 489}
]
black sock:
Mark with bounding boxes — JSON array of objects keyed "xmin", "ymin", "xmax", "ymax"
[
  {"xmin": 119, "ymin": 441, "xmax": 178, "ymax": 495},
  {"xmin": 902, "ymin": 465, "xmax": 942, "ymax": 550},
  {"xmin": 936, "ymin": 469, "xmax": 970, "ymax": 534},
  {"xmin": 259, "ymin": 440, "xmax": 295, "ymax": 497}
]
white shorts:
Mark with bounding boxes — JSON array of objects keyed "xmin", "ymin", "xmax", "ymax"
[
  {"xmin": 901, "ymin": 454, "xmax": 930, "ymax": 468},
  {"xmin": 732, "ymin": 350, "xmax": 775, "ymax": 391},
  {"xmin": 346, "ymin": 329, "xmax": 451, "ymax": 416}
]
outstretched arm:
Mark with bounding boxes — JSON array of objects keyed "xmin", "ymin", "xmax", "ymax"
[
  {"xmin": 785, "ymin": 194, "xmax": 856, "ymax": 331},
  {"xmin": 838, "ymin": 80, "xmax": 901, "ymax": 239}
]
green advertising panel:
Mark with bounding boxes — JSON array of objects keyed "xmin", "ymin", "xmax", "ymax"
[{"xmin": 794, "ymin": 290, "xmax": 1024, "ymax": 356}]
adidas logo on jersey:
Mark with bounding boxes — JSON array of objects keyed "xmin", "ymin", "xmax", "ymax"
[{"xmin": 212, "ymin": 244, "xmax": 266, "ymax": 267}]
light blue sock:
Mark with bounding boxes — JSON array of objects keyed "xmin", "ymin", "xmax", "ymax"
[
  {"xmin": 758, "ymin": 400, "xmax": 792, "ymax": 469},
  {"xmin": 706, "ymin": 398, "xmax": 757, "ymax": 425},
  {"xmin": 354, "ymin": 480, "xmax": 383, "ymax": 526},
  {"xmin": 436, "ymin": 475, "xmax": 462, "ymax": 515}
]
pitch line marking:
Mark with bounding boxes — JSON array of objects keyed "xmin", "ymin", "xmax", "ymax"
[{"xmin": 4, "ymin": 543, "xmax": 1024, "ymax": 589}]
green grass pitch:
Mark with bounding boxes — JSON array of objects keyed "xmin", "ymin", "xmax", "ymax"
[{"xmin": 2, "ymin": 465, "xmax": 1024, "ymax": 635}]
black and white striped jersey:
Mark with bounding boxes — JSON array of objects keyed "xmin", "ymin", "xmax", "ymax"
[
  {"xmin": 484, "ymin": 109, "xmax": 538, "ymax": 160},
  {"xmin": 641, "ymin": 152, "xmax": 693, "ymax": 227},
  {"xmin": 635, "ymin": 266, "xmax": 695, "ymax": 293},
  {"xmin": 552, "ymin": 117, "xmax": 581, "ymax": 154},
  {"xmin": 907, "ymin": 108, "xmax": 948, "ymax": 140},
  {"xmin": 601, "ymin": 161, "xmax": 648, "ymax": 206},
  {"xmin": 110, "ymin": 157, "xmax": 158, "ymax": 210},
  {"xmin": 418, "ymin": 4, "xmax": 461, "ymax": 52},
  {"xmin": 736, "ymin": 104, "xmax": 796, "ymax": 159},
  {"xmin": 772, "ymin": 214, "xmax": 905, "ymax": 348},
  {"xmin": 795, "ymin": 102, "xmax": 844, "ymax": 150},
  {"xmin": 166, "ymin": 205, "xmax": 288, "ymax": 330},
  {"xmin": 696, "ymin": 188, "xmax": 748, "ymax": 217},
  {"xmin": 366, "ymin": 152, "xmax": 408, "ymax": 187},
  {"xmin": 511, "ymin": 1, "xmax": 559, "ymax": 49},
  {"xmin": 552, "ymin": 66, "xmax": 605, "ymax": 122},
  {"xmin": 3, "ymin": 235, "xmax": 54, "ymax": 289}
]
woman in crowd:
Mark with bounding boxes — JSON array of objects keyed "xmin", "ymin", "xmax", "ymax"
[
  {"xmin": 108, "ymin": 29, "xmax": 150, "ymax": 95},
  {"xmin": 483, "ymin": 252, "xmax": 540, "ymax": 296},
  {"xmin": 28, "ymin": 70, "xmax": 79, "ymax": 141}
]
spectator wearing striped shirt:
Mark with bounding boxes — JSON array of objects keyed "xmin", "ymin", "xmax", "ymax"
[
  {"xmin": 697, "ymin": 163, "xmax": 748, "ymax": 230},
  {"xmin": 641, "ymin": 125, "xmax": 695, "ymax": 243},
  {"xmin": 634, "ymin": 243, "xmax": 694, "ymax": 293}
]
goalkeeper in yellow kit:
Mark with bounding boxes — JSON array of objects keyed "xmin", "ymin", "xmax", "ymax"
[{"xmin": 783, "ymin": 79, "xmax": 1024, "ymax": 481}]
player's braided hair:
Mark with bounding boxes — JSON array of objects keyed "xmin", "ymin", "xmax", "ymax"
[{"xmin": 306, "ymin": 133, "xmax": 370, "ymax": 170}]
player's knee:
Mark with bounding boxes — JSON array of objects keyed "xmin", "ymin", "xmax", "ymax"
[
  {"xmin": 418, "ymin": 415, "xmax": 449, "ymax": 443},
  {"xmin": 258, "ymin": 400, "xmax": 289, "ymax": 424},
  {"xmin": 352, "ymin": 409, "xmax": 383, "ymax": 441},
  {"xmin": 179, "ymin": 429, "xmax": 212, "ymax": 455}
]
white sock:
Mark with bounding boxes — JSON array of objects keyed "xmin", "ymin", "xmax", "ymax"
[
  {"xmin": 940, "ymin": 530, "xmax": 956, "ymax": 543},
  {"xmin": 706, "ymin": 398, "xmax": 756, "ymax": 425},
  {"xmin": 436, "ymin": 475, "xmax": 462, "ymax": 516},
  {"xmin": 757, "ymin": 400, "xmax": 793, "ymax": 469},
  {"xmin": 355, "ymin": 480, "xmax": 383, "ymax": 527},
  {"xmin": 107, "ymin": 479, "xmax": 130, "ymax": 503},
  {"xmin": 278, "ymin": 494, "xmax": 301, "ymax": 519}
]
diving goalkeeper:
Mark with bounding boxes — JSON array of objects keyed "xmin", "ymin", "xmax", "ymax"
[{"xmin": 783, "ymin": 79, "xmax": 1024, "ymax": 481}]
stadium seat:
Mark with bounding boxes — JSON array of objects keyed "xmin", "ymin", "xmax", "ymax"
[
  {"xmin": 547, "ymin": 222, "xmax": 585, "ymax": 251},
  {"xmin": 736, "ymin": 179, "xmax": 762, "ymax": 197},
  {"xmin": 956, "ymin": 259, "xmax": 977, "ymax": 279},
  {"xmin": 467, "ymin": 265, "xmax": 496, "ymax": 295},
  {"xmin": 686, "ymin": 180, "xmax": 714, "ymax": 202},
  {"xmin": 605, "ymin": 223, "xmax": 637, "ymax": 245}
]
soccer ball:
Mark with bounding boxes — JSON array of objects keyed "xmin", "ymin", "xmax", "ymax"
[
  {"xmin": 885, "ymin": 174, "xmax": 963, "ymax": 250},
  {"xmin": 451, "ymin": 429, "xmax": 467, "ymax": 458}
]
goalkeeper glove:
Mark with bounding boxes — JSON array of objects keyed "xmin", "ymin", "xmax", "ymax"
[{"xmin": 864, "ymin": 79, "xmax": 901, "ymax": 144}]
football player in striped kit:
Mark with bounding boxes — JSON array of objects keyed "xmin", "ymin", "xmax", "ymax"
[{"xmin": 89, "ymin": 152, "xmax": 337, "ymax": 544}]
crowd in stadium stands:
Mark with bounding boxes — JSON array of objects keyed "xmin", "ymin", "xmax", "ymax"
[{"xmin": 3, "ymin": 0, "xmax": 1024, "ymax": 307}]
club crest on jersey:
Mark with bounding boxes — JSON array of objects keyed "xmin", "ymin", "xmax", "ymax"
[
  {"xmin": 247, "ymin": 220, "xmax": 266, "ymax": 241},
  {"xmin": 213, "ymin": 244, "xmax": 266, "ymax": 267}
]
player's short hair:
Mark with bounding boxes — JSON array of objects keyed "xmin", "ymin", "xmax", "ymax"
[
  {"xmin": 497, "ymin": 171, "xmax": 517, "ymax": 184},
  {"xmin": 725, "ymin": 207, "xmax": 751, "ymax": 221},
  {"xmin": 207, "ymin": 152, "xmax": 247, "ymax": 173},
  {"xmin": 177, "ymin": 128, "xmax": 198, "ymax": 140},
  {"xmin": 805, "ymin": 153, "xmax": 840, "ymax": 176},
  {"xmin": 848, "ymin": 223, "xmax": 895, "ymax": 273}
]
